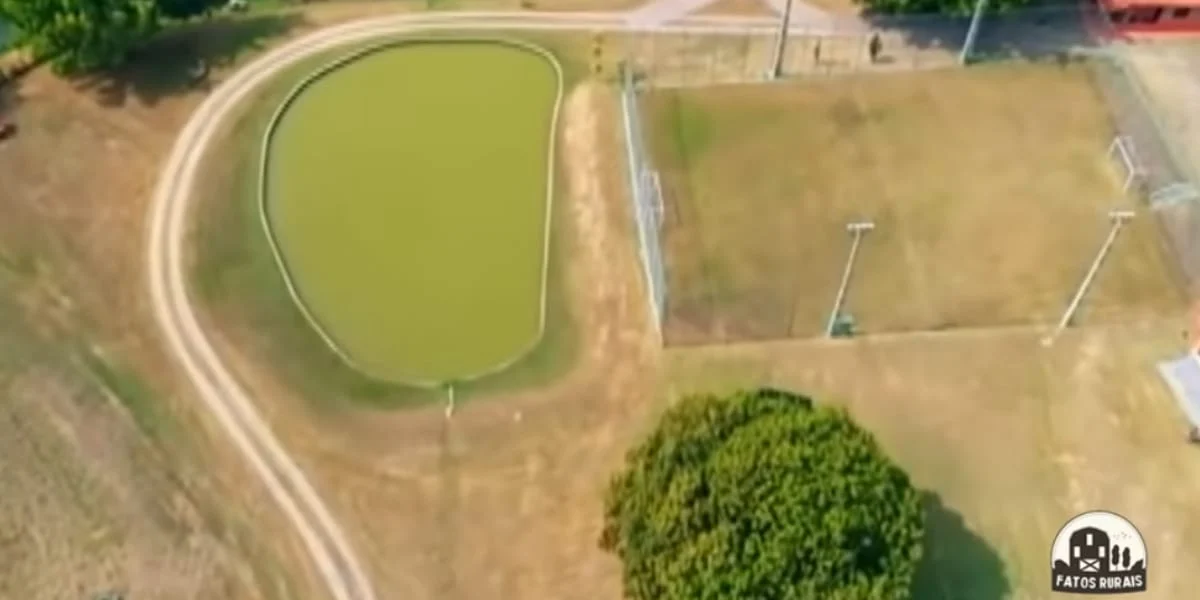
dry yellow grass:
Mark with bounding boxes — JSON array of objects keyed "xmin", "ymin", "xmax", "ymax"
[
  {"xmin": 0, "ymin": 20, "xmax": 326, "ymax": 598},
  {"xmin": 667, "ymin": 317, "xmax": 1200, "ymax": 599},
  {"xmin": 644, "ymin": 62, "xmax": 1186, "ymax": 344},
  {"xmin": 178, "ymin": 37, "xmax": 1200, "ymax": 600}
]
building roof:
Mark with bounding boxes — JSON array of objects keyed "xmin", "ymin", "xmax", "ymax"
[{"xmin": 1101, "ymin": 0, "xmax": 1200, "ymax": 10}]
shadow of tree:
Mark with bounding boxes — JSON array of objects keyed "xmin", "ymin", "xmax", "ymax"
[
  {"xmin": 0, "ymin": 83, "xmax": 14, "ymax": 112},
  {"xmin": 0, "ymin": 79, "xmax": 22, "ymax": 130},
  {"xmin": 73, "ymin": 12, "xmax": 305, "ymax": 107},
  {"xmin": 912, "ymin": 492, "xmax": 1012, "ymax": 600},
  {"xmin": 855, "ymin": 3, "xmax": 1101, "ymax": 62}
]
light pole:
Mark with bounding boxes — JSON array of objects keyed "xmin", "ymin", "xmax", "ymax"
[
  {"xmin": 767, "ymin": 0, "xmax": 796, "ymax": 80},
  {"xmin": 959, "ymin": 0, "xmax": 989, "ymax": 65},
  {"xmin": 826, "ymin": 221, "xmax": 875, "ymax": 337},
  {"xmin": 1042, "ymin": 209, "xmax": 1135, "ymax": 346}
]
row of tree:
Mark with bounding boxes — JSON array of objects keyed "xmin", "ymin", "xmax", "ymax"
[{"xmin": 0, "ymin": 0, "xmax": 225, "ymax": 74}]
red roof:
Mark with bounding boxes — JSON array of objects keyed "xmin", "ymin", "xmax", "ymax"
[{"xmin": 1101, "ymin": 0, "xmax": 1200, "ymax": 9}]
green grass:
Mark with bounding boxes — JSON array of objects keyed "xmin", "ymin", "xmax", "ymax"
[
  {"xmin": 266, "ymin": 42, "xmax": 558, "ymax": 384},
  {"xmin": 192, "ymin": 34, "xmax": 586, "ymax": 409}
]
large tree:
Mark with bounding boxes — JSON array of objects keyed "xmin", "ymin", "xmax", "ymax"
[
  {"xmin": 0, "ymin": 0, "xmax": 221, "ymax": 74},
  {"xmin": 600, "ymin": 388, "xmax": 924, "ymax": 600},
  {"xmin": 158, "ymin": 0, "xmax": 224, "ymax": 20},
  {"xmin": 0, "ymin": 0, "xmax": 160, "ymax": 73}
]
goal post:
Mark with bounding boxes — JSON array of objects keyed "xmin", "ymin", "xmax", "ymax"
[{"xmin": 1108, "ymin": 135, "xmax": 1144, "ymax": 196}]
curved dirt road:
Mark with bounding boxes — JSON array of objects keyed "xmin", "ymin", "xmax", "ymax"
[{"xmin": 147, "ymin": 10, "xmax": 793, "ymax": 600}]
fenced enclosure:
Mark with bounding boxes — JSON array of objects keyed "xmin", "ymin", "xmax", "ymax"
[{"xmin": 612, "ymin": 2, "xmax": 1199, "ymax": 346}]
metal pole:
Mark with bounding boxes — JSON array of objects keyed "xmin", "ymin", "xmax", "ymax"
[
  {"xmin": 958, "ymin": 0, "xmax": 989, "ymax": 65},
  {"xmin": 767, "ymin": 0, "xmax": 796, "ymax": 79},
  {"xmin": 1042, "ymin": 210, "xmax": 1135, "ymax": 346},
  {"xmin": 826, "ymin": 221, "xmax": 875, "ymax": 337}
]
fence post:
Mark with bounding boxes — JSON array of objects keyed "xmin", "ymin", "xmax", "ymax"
[
  {"xmin": 959, "ymin": 0, "xmax": 989, "ymax": 65},
  {"xmin": 768, "ymin": 0, "xmax": 795, "ymax": 79}
]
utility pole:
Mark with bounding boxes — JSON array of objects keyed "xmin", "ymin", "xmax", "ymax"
[
  {"xmin": 767, "ymin": 0, "xmax": 796, "ymax": 80},
  {"xmin": 959, "ymin": 0, "xmax": 989, "ymax": 65},
  {"xmin": 1042, "ymin": 210, "xmax": 1135, "ymax": 346},
  {"xmin": 826, "ymin": 221, "xmax": 875, "ymax": 337}
]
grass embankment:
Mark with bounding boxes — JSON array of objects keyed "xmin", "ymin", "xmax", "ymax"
[{"xmin": 192, "ymin": 35, "xmax": 589, "ymax": 409}]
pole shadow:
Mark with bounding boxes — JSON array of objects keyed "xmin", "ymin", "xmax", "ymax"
[{"xmin": 911, "ymin": 492, "xmax": 1012, "ymax": 600}]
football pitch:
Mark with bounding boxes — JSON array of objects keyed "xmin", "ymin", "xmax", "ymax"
[
  {"xmin": 642, "ymin": 62, "xmax": 1185, "ymax": 345},
  {"xmin": 264, "ymin": 41, "xmax": 561, "ymax": 383}
]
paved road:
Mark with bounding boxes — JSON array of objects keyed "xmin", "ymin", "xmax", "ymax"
[
  {"xmin": 624, "ymin": 0, "xmax": 834, "ymax": 29},
  {"xmin": 625, "ymin": 0, "xmax": 723, "ymax": 28},
  {"xmin": 147, "ymin": 9, "xmax": 823, "ymax": 600}
]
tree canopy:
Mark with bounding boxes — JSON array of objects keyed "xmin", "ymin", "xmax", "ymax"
[
  {"xmin": 158, "ymin": 0, "xmax": 224, "ymax": 20},
  {"xmin": 600, "ymin": 388, "xmax": 925, "ymax": 600},
  {"xmin": 0, "ymin": 0, "xmax": 222, "ymax": 74},
  {"xmin": 856, "ymin": 0, "xmax": 1034, "ymax": 17}
]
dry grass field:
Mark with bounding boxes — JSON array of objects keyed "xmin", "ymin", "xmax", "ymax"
[
  {"xmin": 0, "ymin": 13, "xmax": 368, "ymax": 598},
  {"xmin": 7, "ymin": 5, "xmax": 1198, "ymax": 600},
  {"xmin": 175, "ymin": 22, "xmax": 1200, "ymax": 600},
  {"xmin": 187, "ymin": 50, "xmax": 1199, "ymax": 599},
  {"xmin": 667, "ymin": 318, "xmax": 1200, "ymax": 599},
  {"xmin": 643, "ymin": 62, "xmax": 1186, "ymax": 344},
  {"xmin": 0, "ymin": 330, "xmax": 253, "ymax": 599}
]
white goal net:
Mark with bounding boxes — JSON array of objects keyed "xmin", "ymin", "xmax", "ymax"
[{"xmin": 1108, "ymin": 135, "xmax": 1145, "ymax": 196}]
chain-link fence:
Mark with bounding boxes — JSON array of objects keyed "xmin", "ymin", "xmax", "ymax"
[
  {"xmin": 1081, "ymin": 6, "xmax": 1200, "ymax": 297},
  {"xmin": 1086, "ymin": 50, "xmax": 1200, "ymax": 296},
  {"xmin": 618, "ymin": 61, "xmax": 667, "ymax": 335}
]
